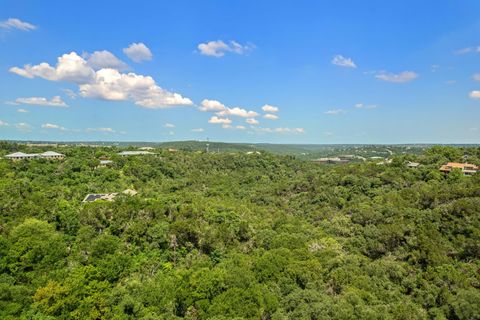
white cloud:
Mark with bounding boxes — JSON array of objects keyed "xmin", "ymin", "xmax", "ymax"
[
  {"xmin": 217, "ymin": 107, "xmax": 258, "ymax": 118},
  {"xmin": 0, "ymin": 120, "xmax": 9, "ymax": 126},
  {"xmin": 264, "ymin": 113, "xmax": 279, "ymax": 120},
  {"xmin": 375, "ymin": 71, "xmax": 418, "ymax": 83},
  {"xmin": 197, "ymin": 40, "xmax": 254, "ymax": 57},
  {"xmin": 200, "ymin": 99, "xmax": 258, "ymax": 118},
  {"xmin": 41, "ymin": 123, "xmax": 66, "ymax": 130},
  {"xmin": 10, "ymin": 51, "xmax": 192, "ymax": 109},
  {"xmin": 455, "ymin": 46, "xmax": 480, "ymax": 55},
  {"xmin": 17, "ymin": 108, "xmax": 28, "ymax": 113},
  {"xmin": 325, "ymin": 109, "xmax": 346, "ymax": 115},
  {"xmin": 86, "ymin": 50, "xmax": 128, "ymax": 70},
  {"xmin": 261, "ymin": 104, "xmax": 279, "ymax": 113},
  {"xmin": 79, "ymin": 68, "xmax": 192, "ymax": 108},
  {"xmin": 473, "ymin": 74, "xmax": 480, "ymax": 82},
  {"xmin": 191, "ymin": 128, "xmax": 204, "ymax": 132},
  {"xmin": 256, "ymin": 127, "xmax": 305, "ymax": 134},
  {"xmin": 163, "ymin": 123, "xmax": 175, "ymax": 128},
  {"xmin": 246, "ymin": 118, "xmax": 259, "ymax": 125},
  {"xmin": 13, "ymin": 96, "xmax": 68, "ymax": 107},
  {"xmin": 15, "ymin": 122, "xmax": 32, "ymax": 132},
  {"xmin": 469, "ymin": 90, "xmax": 480, "ymax": 99},
  {"xmin": 10, "ymin": 52, "xmax": 95, "ymax": 83},
  {"xmin": 0, "ymin": 18, "xmax": 36, "ymax": 31},
  {"xmin": 332, "ymin": 55, "xmax": 356, "ymax": 68},
  {"xmin": 354, "ymin": 103, "xmax": 378, "ymax": 109},
  {"xmin": 236, "ymin": 125, "xmax": 246, "ymax": 130},
  {"xmin": 62, "ymin": 88, "xmax": 77, "ymax": 99},
  {"xmin": 86, "ymin": 127, "xmax": 116, "ymax": 133},
  {"xmin": 123, "ymin": 43, "xmax": 153, "ymax": 62},
  {"xmin": 199, "ymin": 99, "xmax": 226, "ymax": 112},
  {"xmin": 208, "ymin": 116, "xmax": 232, "ymax": 124}
]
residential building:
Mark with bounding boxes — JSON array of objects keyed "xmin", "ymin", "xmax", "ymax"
[
  {"xmin": 407, "ymin": 161, "xmax": 420, "ymax": 168},
  {"xmin": 118, "ymin": 151, "xmax": 155, "ymax": 156},
  {"xmin": 4, "ymin": 151, "xmax": 65, "ymax": 161},
  {"xmin": 439, "ymin": 162, "xmax": 478, "ymax": 176}
]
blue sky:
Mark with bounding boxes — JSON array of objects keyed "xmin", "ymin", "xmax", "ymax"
[{"xmin": 1, "ymin": 0, "xmax": 480, "ymax": 144}]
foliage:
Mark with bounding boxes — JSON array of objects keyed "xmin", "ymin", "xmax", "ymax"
[{"xmin": 0, "ymin": 143, "xmax": 479, "ymax": 319}]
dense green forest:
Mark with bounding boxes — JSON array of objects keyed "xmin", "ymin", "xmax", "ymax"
[{"xmin": 0, "ymin": 142, "xmax": 479, "ymax": 319}]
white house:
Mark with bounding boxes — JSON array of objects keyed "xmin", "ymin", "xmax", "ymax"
[{"xmin": 4, "ymin": 151, "xmax": 65, "ymax": 161}]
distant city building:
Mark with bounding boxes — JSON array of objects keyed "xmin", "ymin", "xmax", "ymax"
[
  {"xmin": 4, "ymin": 151, "xmax": 65, "ymax": 161},
  {"xmin": 118, "ymin": 151, "xmax": 155, "ymax": 156},
  {"xmin": 439, "ymin": 162, "xmax": 478, "ymax": 176},
  {"xmin": 139, "ymin": 147, "xmax": 154, "ymax": 150}
]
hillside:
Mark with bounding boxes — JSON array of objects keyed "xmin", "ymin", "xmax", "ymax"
[{"xmin": 0, "ymin": 143, "xmax": 479, "ymax": 319}]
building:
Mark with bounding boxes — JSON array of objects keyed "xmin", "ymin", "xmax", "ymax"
[
  {"xmin": 39, "ymin": 151, "xmax": 65, "ymax": 160},
  {"xmin": 82, "ymin": 193, "xmax": 118, "ymax": 202},
  {"xmin": 139, "ymin": 147, "xmax": 155, "ymax": 151},
  {"xmin": 83, "ymin": 189, "xmax": 138, "ymax": 202},
  {"xmin": 4, "ymin": 151, "xmax": 65, "ymax": 161},
  {"xmin": 118, "ymin": 151, "xmax": 155, "ymax": 157},
  {"xmin": 406, "ymin": 161, "xmax": 420, "ymax": 168},
  {"xmin": 439, "ymin": 162, "xmax": 478, "ymax": 176},
  {"xmin": 313, "ymin": 157, "xmax": 349, "ymax": 164}
]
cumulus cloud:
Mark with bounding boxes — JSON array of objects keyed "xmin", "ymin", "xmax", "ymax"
[
  {"xmin": 325, "ymin": 109, "xmax": 346, "ymax": 115},
  {"xmin": 79, "ymin": 68, "xmax": 192, "ymax": 108},
  {"xmin": 199, "ymin": 99, "xmax": 226, "ymax": 112},
  {"xmin": 200, "ymin": 99, "xmax": 259, "ymax": 118},
  {"xmin": 10, "ymin": 52, "xmax": 95, "ymax": 83},
  {"xmin": 163, "ymin": 123, "xmax": 175, "ymax": 128},
  {"xmin": 0, "ymin": 120, "xmax": 9, "ymax": 126},
  {"xmin": 10, "ymin": 51, "xmax": 192, "ymax": 109},
  {"xmin": 469, "ymin": 90, "xmax": 480, "ymax": 99},
  {"xmin": 12, "ymin": 96, "xmax": 68, "ymax": 107},
  {"xmin": 197, "ymin": 40, "xmax": 254, "ymax": 57},
  {"xmin": 375, "ymin": 71, "xmax": 418, "ymax": 83},
  {"xmin": 236, "ymin": 125, "xmax": 246, "ymax": 130},
  {"xmin": 261, "ymin": 104, "xmax": 279, "ymax": 113},
  {"xmin": 191, "ymin": 128, "xmax": 204, "ymax": 132},
  {"xmin": 264, "ymin": 113, "xmax": 279, "ymax": 120},
  {"xmin": 332, "ymin": 55, "xmax": 356, "ymax": 68},
  {"xmin": 246, "ymin": 118, "xmax": 259, "ymax": 125},
  {"xmin": 123, "ymin": 43, "xmax": 153, "ymax": 62},
  {"xmin": 86, "ymin": 50, "xmax": 128, "ymax": 70},
  {"xmin": 0, "ymin": 18, "xmax": 36, "ymax": 31},
  {"xmin": 17, "ymin": 109, "xmax": 28, "ymax": 113},
  {"xmin": 217, "ymin": 107, "xmax": 258, "ymax": 118},
  {"xmin": 473, "ymin": 74, "xmax": 480, "ymax": 82},
  {"xmin": 208, "ymin": 116, "xmax": 232, "ymax": 124}
]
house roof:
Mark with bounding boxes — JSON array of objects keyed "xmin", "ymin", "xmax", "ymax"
[
  {"xmin": 440, "ymin": 162, "xmax": 479, "ymax": 171},
  {"xmin": 82, "ymin": 193, "xmax": 118, "ymax": 202},
  {"xmin": 40, "ymin": 151, "xmax": 64, "ymax": 156},
  {"xmin": 5, "ymin": 152, "xmax": 33, "ymax": 158},
  {"xmin": 118, "ymin": 151, "xmax": 154, "ymax": 155}
]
